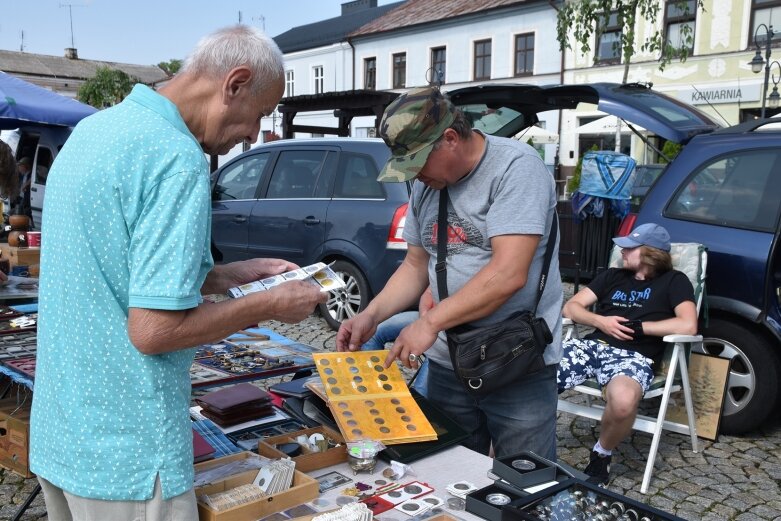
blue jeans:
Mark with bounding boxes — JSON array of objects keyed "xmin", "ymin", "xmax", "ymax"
[
  {"xmin": 426, "ymin": 361, "xmax": 558, "ymax": 461},
  {"xmin": 362, "ymin": 312, "xmax": 428, "ymax": 397}
]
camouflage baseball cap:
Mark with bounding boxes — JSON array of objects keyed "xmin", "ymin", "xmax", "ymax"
[{"xmin": 377, "ymin": 86, "xmax": 456, "ymax": 182}]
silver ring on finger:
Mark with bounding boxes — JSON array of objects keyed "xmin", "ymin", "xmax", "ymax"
[{"xmin": 408, "ymin": 353, "xmax": 418, "ymax": 363}]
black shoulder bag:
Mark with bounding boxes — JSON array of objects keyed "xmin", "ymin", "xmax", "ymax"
[{"xmin": 435, "ymin": 188, "xmax": 557, "ymax": 397}]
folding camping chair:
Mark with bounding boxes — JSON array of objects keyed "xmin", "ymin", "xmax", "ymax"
[{"xmin": 557, "ymin": 242, "xmax": 707, "ymax": 493}]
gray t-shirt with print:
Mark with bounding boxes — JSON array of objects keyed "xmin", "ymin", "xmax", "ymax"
[{"xmin": 403, "ymin": 132, "xmax": 563, "ymax": 369}]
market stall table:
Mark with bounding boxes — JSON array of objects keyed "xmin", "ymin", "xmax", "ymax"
[
  {"xmin": 0, "ymin": 322, "xmax": 320, "ymax": 521},
  {"xmin": 311, "ymin": 445, "xmax": 496, "ymax": 521},
  {"xmin": 191, "ymin": 328, "xmax": 321, "ymax": 389}
]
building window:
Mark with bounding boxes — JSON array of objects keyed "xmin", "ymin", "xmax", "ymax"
[
  {"xmin": 664, "ymin": 0, "xmax": 696, "ymax": 53},
  {"xmin": 751, "ymin": 0, "xmax": 781, "ymax": 46},
  {"xmin": 514, "ymin": 33, "xmax": 535, "ymax": 77},
  {"xmin": 392, "ymin": 52, "xmax": 406, "ymax": 89},
  {"xmin": 364, "ymin": 57, "xmax": 376, "ymax": 90},
  {"xmin": 313, "ymin": 65, "xmax": 324, "ymax": 94},
  {"xmin": 431, "ymin": 46, "xmax": 446, "ymax": 84},
  {"xmin": 474, "ymin": 39, "xmax": 492, "ymax": 80},
  {"xmin": 596, "ymin": 11, "xmax": 622, "ymax": 64},
  {"xmin": 285, "ymin": 70, "xmax": 294, "ymax": 98}
]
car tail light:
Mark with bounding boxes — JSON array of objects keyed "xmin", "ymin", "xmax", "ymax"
[
  {"xmin": 387, "ymin": 203, "xmax": 408, "ymax": 250},
  {"xmin": 616, "ymin": 213, "xmax": 637, "ymax": 237}
]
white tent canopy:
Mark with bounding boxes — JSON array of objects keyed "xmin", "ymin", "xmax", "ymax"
[
  {"xmin": 514, "ymin": 125, "xmax": 559, "ymax": 144},
  {"xmin": 576, "ymin": 115, "xmax": 646, "ymax": 134}
]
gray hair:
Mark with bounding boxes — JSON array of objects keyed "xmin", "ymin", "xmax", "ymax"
[{"xmin": 182, "ymin": 25, "xmax": 284, "ymax": 94}]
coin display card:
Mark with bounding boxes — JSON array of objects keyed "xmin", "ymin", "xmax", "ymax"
[
  {"xmin": 228, "ymin": 262, "xmax": 346, "ymax": 298},
  {"xmin": 361, "ymin": 495, "xmax": 396, "ymax": 516},
  {"xmin": 419, "ymin": 496, "xmax": 444, "ymax": 509},
  {"xmin": 492, "ymin": 450, "xmax": 557, "ymax": 491},
  {"xmin": 377, "ymin": 481, "xmax": 434, "ymax": 505},
  {"xmin": 312, "ymin": 351, "xmax": 437, "ymax": 444},
  {"xmin": 445, "ymin": 481, "xmax": 479, "ymax": 499},
  {"xmin": 394, "ymin": 498, "xmax": 432, "ymax": 516}
]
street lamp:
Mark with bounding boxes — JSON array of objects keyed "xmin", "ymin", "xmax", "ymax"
[
  {"xmin": 768, "ymin": 61, "xmax": 781, "ymax": 110},
  {"xmin": 749, "ymin": 24, "xmax": 775, "ymax": 118}
]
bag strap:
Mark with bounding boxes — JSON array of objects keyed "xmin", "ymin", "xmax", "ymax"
[{"xmin": 435, "ymin": 187, "xmax": 558, "ymax": 316}]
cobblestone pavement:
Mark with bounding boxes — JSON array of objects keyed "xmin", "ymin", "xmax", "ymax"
[{"xmin": 3, "ymin": 289, "xmax": 780, "ymax": 520}]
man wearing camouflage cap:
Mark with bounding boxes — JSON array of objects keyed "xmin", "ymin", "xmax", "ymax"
[{"xmin": 336, "ymin": 87, "xmax": 562, "ymax": 460}]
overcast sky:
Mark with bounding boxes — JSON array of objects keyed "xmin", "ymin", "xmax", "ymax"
[{"xmin": 0, "ymin": 1, "xmax": 396, "ymax": 66}]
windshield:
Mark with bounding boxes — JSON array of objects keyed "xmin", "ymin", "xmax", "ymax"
[{"xmin": 461, "ymin": 104, "xmax": 530, "ymax": 136}]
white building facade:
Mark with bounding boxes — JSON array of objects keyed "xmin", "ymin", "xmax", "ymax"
[{"xmin": 261, "ymin": 0, "xmax": 563, "ymax": 172}]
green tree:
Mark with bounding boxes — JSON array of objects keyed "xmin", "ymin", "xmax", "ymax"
[
  {"xmin": 660, "ymin": 140, "xmax": 683, "ymax": 163},
  {"xmin": 157, "ymin": 59, "xmax": 182, "ymax": 76},
  {"xmin": 77, "ymin": 67, "xmax": 137, "ymax": 109},
  {"xmin": 567, "ymin": 144, "xmax": 599, "ymax": 196},
  {"xmin": 556, "ymin": 0, "xmax": 704, "ymax": 83}
]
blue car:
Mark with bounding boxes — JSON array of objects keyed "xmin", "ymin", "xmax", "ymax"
[
  {"xmin": 211, "ymin": 138, "xmax": 411, "ymax": 330},
  {"xmin": 449, "ymin": 83, "xmax": 781, "ymax": 434}
]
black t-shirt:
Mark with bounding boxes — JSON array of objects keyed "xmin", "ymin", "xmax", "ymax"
[{"xmin": 584, "ymin": 268, "xmax": 695, "ymax": 361}]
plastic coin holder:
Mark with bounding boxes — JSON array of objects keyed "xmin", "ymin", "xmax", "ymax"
[
  {"xmin": 378, "ymin": 481, "xmax": 433, "ymax": 505},
  {"xmin": 511, "ymin": 459, "xmax": 536, "ymax": 471},
  {"xmin": 486, "ymin": 493, "xmax": 511, "ymax": 506},
  {"xmin": 446, "ymin": 497, "xmax": 465, "ymax": 510},
  {"xmin": 394, "ymin": 498, "xmax": 431, "ymax": 516},
  {"xmin": 506, "ymin": 480, "xmax": 685, "ymax": 521}
]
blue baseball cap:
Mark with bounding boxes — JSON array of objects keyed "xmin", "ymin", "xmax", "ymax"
[{"xmin": 613, "ymin": 223, "xmax": 671, "ymax": 252}]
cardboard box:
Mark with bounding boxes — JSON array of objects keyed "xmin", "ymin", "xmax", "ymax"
[
  {"xmin": 0, "ymin": 398, "xmax": 33, "ymax": 478},
  {"xmin": 0, "ymin": 244, "xmax": 40, "ymax": 268},
  {"xmin": 194, "ymin": 452, "xmax": 319, "ymax": 521},
  {"xmin": 257, "ymin": 426, "xmax": 347, "ymax": 473}
]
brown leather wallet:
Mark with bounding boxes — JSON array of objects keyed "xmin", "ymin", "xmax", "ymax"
[
  {"xmin": 200, "ymin": 405, "xmax": 275, "ymax": 427},
  {"xmin": 195, "ymin": 383, "xmax": 272, "ymax": 416}
]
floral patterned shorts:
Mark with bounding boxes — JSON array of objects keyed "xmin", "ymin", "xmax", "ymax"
[{"xmin": 557, "ymin": 338, "xmax": 654, "ymax": 394}]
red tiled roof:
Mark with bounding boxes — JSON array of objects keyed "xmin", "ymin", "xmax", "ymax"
[{"xmin": 350, "ymin": 0, "xmax": 532, "ymax": 37}]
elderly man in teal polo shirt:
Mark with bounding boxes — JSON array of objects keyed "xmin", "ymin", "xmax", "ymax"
[{"xmin": 29, "ymin": 26, "xmax": 327, "ymax": 520}]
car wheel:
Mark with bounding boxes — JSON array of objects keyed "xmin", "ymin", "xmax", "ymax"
[
  {"xmin": 318, "ymin": 260, "xmax": 371, "ymax": 331},
  {"xmin": 695, "ymin": 317, "xmax": 781, "ymax": 434}
]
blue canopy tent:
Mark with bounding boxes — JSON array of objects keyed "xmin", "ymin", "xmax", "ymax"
[{"xmin": 0, "ymin": 71, "xmax": 97, "ymax": 130}]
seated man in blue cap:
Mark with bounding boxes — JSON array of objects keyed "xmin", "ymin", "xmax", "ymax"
[{"xmin": 557, "ymin": 223, "xmax": 697, "ymax": 485}]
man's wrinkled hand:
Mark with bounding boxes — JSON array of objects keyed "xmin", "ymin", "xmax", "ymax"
[
  {"xmin": 267, "ymin": 281, "xmax": 327, "ymax": 323},
  {"xmin": 384, "ymin": 318, "xmax": 437, "ymax": 369},
  {"xmin": 227, "ymin": 258, "xmax": 299, "ymax": 286}
]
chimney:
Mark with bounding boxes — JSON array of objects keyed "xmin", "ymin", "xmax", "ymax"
[
  {"xmin": 341, "ymin": 0, "xmax": 377, "ymax": 15},
  {"xmin": 64, "ymin": 47, "xmax": 78, "ymax": 59}
]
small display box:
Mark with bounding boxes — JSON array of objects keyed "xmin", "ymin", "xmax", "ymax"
[
  {"xmin": 466, "ymin": 482, "xmax": 526, "ymax": 521},
  {"xmin": 492, "ymin": 451, "xmax": 557, "ymax": 490},
  {"xmin": 257, "ymin": 425, "xmax": 347, "ymax": 472},
  {"xmin": 501, "ymin": 478, "xmax": 686, "ymax": 521}
]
